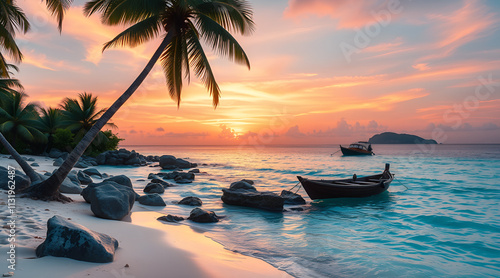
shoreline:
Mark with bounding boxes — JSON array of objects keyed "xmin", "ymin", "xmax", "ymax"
[{"xmin": 0, "ymin": 154, "xmax": 291, "ymax": 278}]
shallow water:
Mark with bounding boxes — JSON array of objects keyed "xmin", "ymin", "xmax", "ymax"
[{"xmin": 113, "ymin": 144, "xmax": 500, "ymax": 278}]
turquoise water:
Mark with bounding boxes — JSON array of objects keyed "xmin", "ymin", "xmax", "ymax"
[{"xmin": 112, "ymin": 144, "xmax": 500, "ymax": 277}]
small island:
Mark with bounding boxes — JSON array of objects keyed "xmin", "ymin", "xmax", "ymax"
[{"xmin": 368, "ymin": 132, "xmax": 438, "ymax": 144}]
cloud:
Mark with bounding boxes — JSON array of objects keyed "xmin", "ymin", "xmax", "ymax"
[
  {"xmin": 156, "ymin": 132, "xmax": 209, "ymax": 138},
  {"xmin": 424, "ymin": 122, "xmax": 499, "ymax": 132},
  {"xmin": 285, "ymin": 125, "xmax": 306, "ymax": 137},
  {"xmin": 284, "ymin": 0, "xmax": 391, "ymax": 29},
  {"xmin": 129, "ymin": 129, "xmax": 138, "ymax": 134},
  {"xmin": 156, "ymin": 127, "xmax": 165, "ymax": 132},
  {"xmin": 412, "ymin": 63, "xmax": 430, "ymax": 71},
  {"xmin": 218, "ymin": 124, "xmax": 238, "ymax": 139}
]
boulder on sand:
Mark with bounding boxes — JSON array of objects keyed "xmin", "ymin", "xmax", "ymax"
[
  {"xmin": 0, "ymin": 166, "xmax": 30, "ymax": 192},
  {"xmin": 81, "ymin": 181, "xmax": 135, "ymax": 220},
  {"xmin": 36, "ymin": 215, "xmax": 118, "ymax": 263},
  {"xmin": 138, "ymin": 194, "xmax": 166, "ymax": 206},
  {"xmin": 178, "ymin": 196, "xmax": 202, "ymax": 206},
  {"xmin": 143, "ymin": 183, "xmax": 165, "ymax": 194}
]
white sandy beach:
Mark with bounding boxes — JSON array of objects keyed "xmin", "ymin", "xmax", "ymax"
[{"xmin": 0, "ymin": 155, "xmax": 291, "ymax": 278}]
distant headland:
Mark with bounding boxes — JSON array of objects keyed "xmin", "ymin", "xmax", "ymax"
[{"xmin": 368, "ymin": 132, "xmax": 438, "ymax": 144}]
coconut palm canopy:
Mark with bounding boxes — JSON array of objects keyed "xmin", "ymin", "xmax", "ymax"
[{"xmin": 84, "ymin": 0, "xmax": 254, "ymax": 106}]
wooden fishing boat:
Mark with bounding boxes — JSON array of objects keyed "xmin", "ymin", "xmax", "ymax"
[
  {"xmin": 297, "ymin": 164, "xmax": 393, "ymax": 200},
  {"xmin": 340, "ymin": 141, "xmax": 374, "ymax": 156}
]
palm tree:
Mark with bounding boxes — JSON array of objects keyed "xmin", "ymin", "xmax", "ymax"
[
  {"xmin": 0, "ymin": 91, "xmax": 46, "ymax": 146},
  {"xmin": 24, "ymin": 0, "xmax": 254, "ymax": 201},
  {"xmin": 0, "ymin": 91, "xmax": 45, "ymax": 181},
  {"xmin": 36, "ymin": 107, "xmax": 63, "ymax": 152},
  {"xmin": 60, "ymin": 92, "xmax": 116, "ymax": 137}
]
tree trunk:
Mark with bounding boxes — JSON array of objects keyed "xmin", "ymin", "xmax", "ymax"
[
  {"xmin": 0, "ymin": 131, "xmax": 40, "ymax": 182},
  {"xmin": 23, "ymin": 33, "xmax": 175, "ymax": 201}
]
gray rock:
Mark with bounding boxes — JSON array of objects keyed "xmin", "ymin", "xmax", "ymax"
[
  {"xmin": 188, "ymin": 169, "xmax": 200, "ymax": 173},
  {"xmin": 0, "ymin": 166, "xmax": 30, "ymax": 192},
  {"xmin": 83, "ymin": 168, "xmax": 102, "ymax": 178},
  {"xmin": 103, "ymin": 175, "xmax": 132, "ymax": 188},
  {"xmin": 178, "ymin": 196, "xmax": 202, "ymax": 206},
  {"xmin": 74, "ymin": 161, "xmax": 89, "ymax": 169},
  {"xmin": 188, "ymin": 208, "xmax": 219, "ymax": 223},
  {"xmin": 150, "ymin": 178, "xmax": 170, "ymax": 187},
  {"xmin": 36, "ymin": 216, "xmax": 118, "ymax": 263},
  {"xmin": 27, "ymin": 157, "xmax": 35, "ymax": 162},
  {"xmin": 48, "ymin": 149, "xmax": 63, "ymax": 159},
  {"xmin": 67, "ymin": 173, "xmax": 81, "ymax": 185},
  {"xmin": 175, "ymin": 158, "xmax": 193, "ymax": 169},
  {"xmin": 159, "ymin": 155, "xmax": 177, "ymax": 169},
  {"xmin": 143, "ymin": 183, "xmax": 164, "ymax": 194},
  {"xmin": 77, "ymin": 171, "xmax": 93, "ymax": 185},
  {"xmin": 30, "ymin": 163, "xmax": 39, "ymax": 167},
  {"xmin": 221, "ymin": 189, "xmax": 284, "ymax": 211},
  {"xmin": 81, "ymin": 181, "xmax": 135, "ymax": 220},
  {"xmin": 229, "ymin": 181, "xmax": 257, "ymax": 191},
  {"xmin": 280, "ymin": 190, "xmax": 306, "ymax": 205},
  {"xmin": 35, "ymin": 175, "xmax": 82, "ymax": 194},
  {"xmin": 53, "ymin": 157, "xmax": 64, "ymax": 166},
  {"xmin": 125, "ymin": 157, "xmax": 141, "ymax": 165},
  {"xmin": 157, "ymin": 215, "xmax": 185, "ymax": 223},
  {"xmin": 138, "ymin": 194, "xmax": 166, "ymax": 206}
]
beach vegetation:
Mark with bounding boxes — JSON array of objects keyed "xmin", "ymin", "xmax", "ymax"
[{"xmin": 20, "ymin": 0, "xmax": 254, "ymax": 202}]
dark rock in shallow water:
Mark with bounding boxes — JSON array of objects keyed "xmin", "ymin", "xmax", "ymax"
[
  {"xmin": 143, "ymin": 183, "xmax": 165, "ymax": 194},
  {"xmin": 188, "ymin": 169, "xmax": 200, "ymax": 173},
  {"xmin": 150, "ymin": 178, "xmax": 171, "ymax": 187},
  {"xmin": 83, "ymin": 168, "xmax": 102, "ymax": 178},
  {"xmin": 188, "ymin": 208, "xmax": 219, "ymax": 223},
  {"xmin": 221, "ymin": 189, "xmax": 284, "ymax": 211},
  {"xmin": 178, "ymin": 196, "xmax": 202, "ymax": 206},
  {"xmin": 138, "ymin": 194, "xmax": 166, "ymax": 206},
  {"xmin": 31, "ymin": 162, "xmax": 39, "ymax": 167},
  {"xmin": 36, "ymin": 216, "xmax": 118, "ymax": 263},
  {"xmin": 74, "ymin": 161, "xmax": 89, "ymax": 169},
  {"xmin": 81, "ymin": 181, "xmax": 135, "ymax": 220},
  {"xmin": 103, "ymin": 175, "xmax": 132, "ymax": 188},
  {"xmin": 0, "ymin": 166, "xmax": 30, "ymax": 192},
  {"xmin": 159, "ymin": 155, "xmax": 177, "ymax": 169},
  {"xmin": 157, "ymin": 215, "xmax": 185, "ymax": 223},
  {"xmin": 280, "ymin": 190, "xmax": 306, "ymax": 205},
  {"xmin": 77, "ymin": 171, "xmax": 93, "ymax": 185},
  {"xmin": 229, "ymin": 181, "xmax": 256, "ymax": 191}
]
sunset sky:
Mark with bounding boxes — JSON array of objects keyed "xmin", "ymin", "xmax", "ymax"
[{"xmin": 15, "ymin": 0, "xmax": 500, "ymax": 145}]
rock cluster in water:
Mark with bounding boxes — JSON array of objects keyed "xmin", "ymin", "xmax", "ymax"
[{"xmin": 221, "ymin": 180, "xmax": 285, "ymax": 211}]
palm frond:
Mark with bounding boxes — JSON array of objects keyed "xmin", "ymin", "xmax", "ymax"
[
  {"xmin": 195, "ymin": 13, "xmax": 250, "ymax": 69},
  {"xmin": 186, "ymin": 28, "xmax": 221, "ymax": 107},
  {"xmin": 44, "ymin": 0, "xmax": 73, "ymax": 32},
  {"xmin": 193, "ymin": 0, "xmax": 254, "ymax": 35},
  {"xmin": 160, "ymin": 34, "xmax": 185, "ymax": 106},
  {"xmin": 84, "ymin": 0, "xmax": 164, "ymax": 26},
  {"xmin": 103, "ymin": 15, "xmax": 161, "ymax": 50}
]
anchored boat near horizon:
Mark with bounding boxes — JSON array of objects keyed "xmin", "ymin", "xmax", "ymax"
[{"xmin": 340, "ymin": 141, "xmax": 374, "ymax": 156}]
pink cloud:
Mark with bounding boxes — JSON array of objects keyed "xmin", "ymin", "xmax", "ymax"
[{"xmin": 284, "ymin": 0, "xmax": 390, "ymax": 29}]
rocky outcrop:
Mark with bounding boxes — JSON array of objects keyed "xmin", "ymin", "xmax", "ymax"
[
  {"xmin": 178, "ymin": 196, "xmax": 202, "ymax": 206},
  {"xmin": 81, "ymin": 181, "xmax": 135, "ymax": 220},
  {"xmin": 83, "ymin": 168, "xmax": 102, "ymax": 178},
  {"xmin": 369, "ymin": 132, "xmax": 438, "ymax": 144},
  {"xmin": 103, "ymin": 175, "xmax": 133, "ymax": 188},
  {"xmin": 95, "ymin": 149, "xmax": 148, "ymax": 166},
  {"xmin": 157, "ymin": 215, "xmax": 185, "ymax": 223},
  {"xmin": 150, "ymin": 171, "xmax": 195, "ymax": 184},
  {"xmin": 143, "ymin": 183, "xmax": 165, "ymax": 194},
  {"xmin": 36, "ymin": 216, "xmax": 118, "ymax": 263},
  {"xmin": 159, "ymin": 155, "xmax": 197, "ymax": 170},
  {"xmin": 138, "ymin": 194, "xmax": 166, "ymax": 206},
  {"xmin": 280, "ymin": 190, "xmax": 306, "ymax": 205},
  {"xmin": 0, "ymin": 166, "xmax": 30, "ymax": 192},
  {"xmin": 221, "ymin": 180, "xmax": 284, "ymax": 211},
  {"xmin": 77, "ymin": 171, "xmax": 93, "ymax": 185},
  {"xmin": 188, "ymin": 208, "xmax": 218, "ymax": 223}
]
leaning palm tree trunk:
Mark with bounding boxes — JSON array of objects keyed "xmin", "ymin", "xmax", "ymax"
[
  {"xmin": 0, "ymin": 131, "xmax": 40, "ymax": 182},
  {"xmin": 22, "ymin": 33, "xmax": 175, "ymax": 201}
]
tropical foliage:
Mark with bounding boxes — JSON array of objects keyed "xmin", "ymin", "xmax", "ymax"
[{"xmin": 0, "ymin": 90, "xmax": 122, "ymax": 155}]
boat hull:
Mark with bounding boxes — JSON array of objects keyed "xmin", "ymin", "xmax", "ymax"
[
  {"xmin": 340, "ymin": 146, "xmax": 373, "ymax": 156},
  {"xmin": 297, "ymin": 166, "xmax": 393, "ymax": 200}
]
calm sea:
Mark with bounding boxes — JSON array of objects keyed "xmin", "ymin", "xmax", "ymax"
[{"xmin": 108, "ymin": 144, "xmax": 500, "ymax": 278}]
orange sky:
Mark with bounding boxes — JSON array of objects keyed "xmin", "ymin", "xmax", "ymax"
[{"xmin": 14, "ymin": 0, "xmax": 500, "ymax": 145}]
